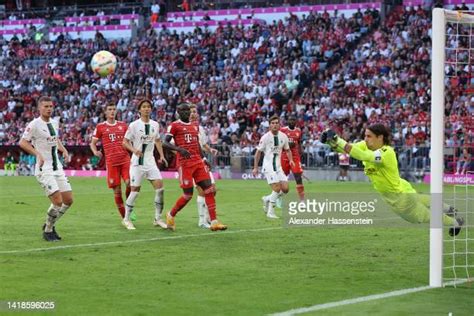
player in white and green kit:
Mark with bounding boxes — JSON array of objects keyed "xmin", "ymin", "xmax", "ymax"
[
  {"xmin": 321, "ymin": 124, "xmax": 463, "ymax": 236},
  {"xmin": 19, "ymin": 96, "xmax": 74, "ymax": 242}
]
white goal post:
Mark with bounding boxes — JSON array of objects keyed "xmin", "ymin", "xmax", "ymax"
[{"xmin": 430, "ymin": 8, "xmax": 474, "ymax": 288}]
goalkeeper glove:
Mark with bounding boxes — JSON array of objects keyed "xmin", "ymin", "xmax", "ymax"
[
  {"xmin": 321, "ymin": 129, "xmax": 337, "ymax": 145},
  {"xmin": 321, "ymin": 129, "xmax": 347, "ymax": 151}
]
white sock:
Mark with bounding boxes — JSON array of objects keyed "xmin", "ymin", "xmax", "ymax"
[
  {"xmin": 154, "ymin": 188, "xmax": 164, "ymax": 220},
  {"xmin": 197, "ymin": 195, "xmax": 208, "ymax": 224},
  {"xmin": 55, "ymin": 203, "xmax": 71, "ymax": 223},
  {"xmin": 125, "ymin": 191, "xmax": 139, "ymax": 220},
  {"xmin": 45, "ymin": 204, "xmax": 60, "ymax": 232},
  {"xmin": 268, "ymin": 190, "xmax": 281, "ymax": 204}
]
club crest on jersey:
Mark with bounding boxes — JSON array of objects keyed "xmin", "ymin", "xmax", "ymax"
[{"xmin": 46, "ymin": 136, "xmax": 58, "ymax": 144}]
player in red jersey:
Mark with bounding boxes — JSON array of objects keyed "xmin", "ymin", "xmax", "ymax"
[
  {"xmin": 280, "ymin": 115, "xmax": 305, "ymax": 201},
  {"xmin": 90, "ymin": 103, "xmax": 131, "ymax": 220},
  {"xmin": 189, "ymin": 103, "xmax": 219, "ymax": 228},
  {"xmin": 163, "ymin": 103, "xmax": 227, "ymax": 231}
]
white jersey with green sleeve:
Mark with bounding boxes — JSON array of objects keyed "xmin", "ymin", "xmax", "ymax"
[
  {"xmin": 21, "ymin": 117, "xmax": 63, "ymax": 174},
  {"xmin": 257, "ymin": 131, "xmax": 290, "ymax": 173},
  {"xmin": 350, "ymin": 141, "xmax": 415, "ymax": 193},
  {"xmin": 125, "ymin": 119, "xmax": 160, "ymax": 167},
  {"xmin": 198, "ymin": 125, "xmax": 207, "ymax": 148}
]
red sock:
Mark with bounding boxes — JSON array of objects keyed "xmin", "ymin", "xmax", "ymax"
[
  {"xmin": 114, "ymin": 192, "xmax": 125, "ymax": 218},
  {"xmin": 204, "ymin": 192, "xmax": 217, "ymax": 221},
  {"xmin": 170, "ymin": 194, "xmax": 192, "ymax": 217},
  {"xmin": 296, "ymin": 184, "xmax": 305, "ymax": 201},
  {"xmin": 125, "ymin": 186, "xmax": 131, "ymax": 199}
]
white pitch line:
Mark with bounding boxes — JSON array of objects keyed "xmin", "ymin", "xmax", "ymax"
[
  {"xmin": 269, "ymin": 279, "xmax": 469, "ymax": 316},
  {"xmin": 0, "ymin": 226, "xmax": 282, "ymax": 255}
]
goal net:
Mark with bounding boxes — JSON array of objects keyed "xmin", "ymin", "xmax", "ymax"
[{"xmin": 431, "ymin": 8, "xmax": 474, "ymax": 287}]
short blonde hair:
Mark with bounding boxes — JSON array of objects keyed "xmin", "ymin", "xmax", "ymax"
[{"xmin": 37, "ymin": 96, "xmax": 53, "ymax": 105}]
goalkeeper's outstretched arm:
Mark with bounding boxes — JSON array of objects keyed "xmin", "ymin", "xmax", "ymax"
[{"xmin": 321, "ymin": 130, "xmax": 381, "ymax": 164}]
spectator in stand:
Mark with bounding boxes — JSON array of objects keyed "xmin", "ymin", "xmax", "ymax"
[
  {"xmin": 179, "ymin": 0, "xmax": 190, "ymax": 12},
  {"xmin": 337, "ymin": 152, "xmax": 350, "ymax": 181},
  {"xmin": 4, "ymin": 151, "xmax": 17, "ymax": 176},
  {"xmin": 1, "ymin": 6, "xmax": 470, "ymax": 173},
  {"xmin": 151, "ymin": 1, "xmax": 160, "ymax": 24},
  {"xmin": 455, "ymin": 148, "xmax": 472, "ymax": 175}
]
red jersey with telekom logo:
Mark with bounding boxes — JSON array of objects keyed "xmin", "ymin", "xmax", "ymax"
[
  {"xmin": 93, "ymin": 121, "xmax": 130, "ymax": 166},
  {"xmin": 280, "ymin": 126, "xmax": 302, "ymax": 161},
  {"xmin": 167, "ymin": 120, "xmax": 202, "ymax": 167}
]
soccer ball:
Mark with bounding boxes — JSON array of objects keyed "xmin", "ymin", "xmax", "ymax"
[{"xmin": 90, "ymin": 50, "xmax": 117, "ymax": 77}]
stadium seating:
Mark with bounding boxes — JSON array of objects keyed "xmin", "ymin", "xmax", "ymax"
[
  {"xmin": 64, "ymin": 14, "xmax": 140, "ymax": 26},
  {"xmin": 166, "ymin": 2, "xmax": 381, "ymax": 23},
  {"xmin": 0, "ymin": 4, "xmax": 472, "ymax": 173},
  {"xmin": 49, "ymin": 24, "xmax": 134, "ymax": 41}
]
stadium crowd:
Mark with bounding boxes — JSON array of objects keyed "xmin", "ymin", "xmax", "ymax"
[{"xmin": 0, "ymin": 5, "xmax": 472, "ymax": 172}]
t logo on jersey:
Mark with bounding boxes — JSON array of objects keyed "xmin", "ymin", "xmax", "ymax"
[
  {"xmin": 109, "ymin": 134, "xmax": 116, "ymax": 142},
  {"xmin": 184, "ymin": 134, "xmax": 193, "ymax": 143}
]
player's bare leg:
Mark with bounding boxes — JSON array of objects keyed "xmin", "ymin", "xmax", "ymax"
[
  {"xmin": 122, "ymin": 180, "xmax": 136, "ymax": 221},
  {"xmin": 263, "ymin": 182, "xmax": 287, "ymax": 219},
  {"xmin": 294, "ymin": 173, "xmax": 305, "ymax": 201},
  {"xmin": 196, "ymin": 185, "xmax": 211, "ymax": 228},
  {"xmin": 151, "ymin": 179, "xmax": 167, "ymax": 229},
  {"xmin": 167, "ymin": 187, "xmax": 194, "ymax": 231},
  {"xmin": 123, "ymin": 186, "xmax": 140, "ymax": 230},
  {"xmin": 125, "ymin": 180, "xmax": 131, "ymax": 198},
  {"xmin": 43, "ymin": 190, "xmax": 72, "ymax": 241},
  {"xmin": 197, "ymin": 179, "xmax": 227, "ymax": 231},
  {"xmin": 42, "ymin": 191, "xmax": 63, "ymax": 241},
  {"xmin": 112, "ymin": 185, "xmax": 126, "ymax": 218}
]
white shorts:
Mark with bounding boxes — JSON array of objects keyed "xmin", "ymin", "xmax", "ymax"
[
  {"xmin": 36, "ymin": 169, "xmax": 72, "ymax": 196},
  {"xmin": 264, "ymin": 170, "xmax": 288, "ymax": 185},
  {"xmin": 130, "ymin": 165, "xmax": 162, "ymax": 187}
]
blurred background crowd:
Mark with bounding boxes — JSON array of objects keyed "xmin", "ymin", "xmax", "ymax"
[{"xmin": 0, "ymin": 0, "xmax": 472, "ymax": 176}]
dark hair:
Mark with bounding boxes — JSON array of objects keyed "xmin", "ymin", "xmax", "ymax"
[
  {"xmin": 105, "ymin": 102, "xmax": 116, "ymax": 110},
  {"xmin": 367, "ymin": 123, "xmax": 391, "ymax": 145},
  {"xmin": 269, "ymin": 115, "xmax": 280, "ymax": 123},
  {"xmin": 37, "ymin": 96, "xmax": 53, "ymax": 105},
  {"xmin": 138, "ymin": 99, "xmax": 152, "ymax": 110}
]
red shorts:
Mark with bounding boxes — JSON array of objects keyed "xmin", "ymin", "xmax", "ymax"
[
  {"xmin": 281, "ymin": 158, "xmax": 303, "ymax": 175},
  {"xmin": 106, "ymin": 162, "xmax": 130, "ymax": 188},
  {"xmin": 178, "ymin": 162, "xmax": 210, "ymax": 189}
]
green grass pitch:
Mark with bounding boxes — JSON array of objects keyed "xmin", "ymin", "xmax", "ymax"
[{"xmin": 0, "ymin": 177, "xmax": 472, "ymax": 315}]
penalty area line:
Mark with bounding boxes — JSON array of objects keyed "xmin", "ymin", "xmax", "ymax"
[
  {"xmin": 0, "ymin": 226, "xmax": 282, "ymax": 254},
  {"xmin": 269, "ymin": 279, "xmax": 468, "ymax": 316}
]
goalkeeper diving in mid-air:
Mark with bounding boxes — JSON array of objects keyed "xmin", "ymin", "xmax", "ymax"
[{"xmin": 321, "ymin": 124, "xmax": 464, "ymax": 236}]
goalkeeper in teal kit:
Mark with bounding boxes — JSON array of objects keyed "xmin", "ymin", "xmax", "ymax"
[{"xmin": 321, "ymin": 124, "xmax": 463, "ymax": 236}]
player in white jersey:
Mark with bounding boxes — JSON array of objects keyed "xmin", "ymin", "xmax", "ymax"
[
  {"xmin": 252, "ymin": 115, "xmax": 294, "ymax": 218},
  {"xmin": 19, "ymin": 96, "xmax": 73, "ymax": 242},
  {"xmin": 122, "ymin": 99, "xmax": 167, "ymax": 230},
  {"xmin": 189, "ymin": 104, "xmax": 219, "ymax": 228}
]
